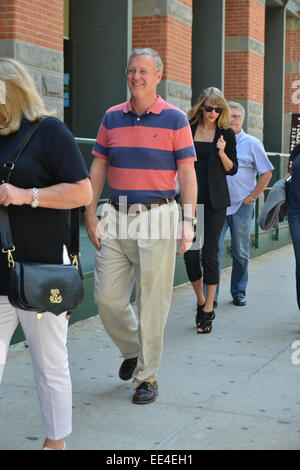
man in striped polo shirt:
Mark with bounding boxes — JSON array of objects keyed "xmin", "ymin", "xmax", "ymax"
[{"xmin": 85, "ymin": 48, "xmax": 197, "ymax": 404}]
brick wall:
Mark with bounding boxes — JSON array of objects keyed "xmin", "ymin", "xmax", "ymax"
[
  {"xmin": 132, "ymin": 0, "xmax": 192, "ymax": 111},
  {"xmin": 132, "ymin": 15, "xmax": 168, "ymax": 74},
  {"xmin": 0, "ymin": 0, "xmax": 63, "ymax": 51},
  {"xmin": 225, "ymin": 50, "xmax": 264, "ymax": 103},
  {"xmin": 285, "ymin": 22, "xmax": 300, "ymax": 114},
  {"xmin": 224, "ymin": 0, "xmax": 265, "ymax": 104},
  {"xmin": 224, "ymin": 0, "xmax": 265, "ymax": 139},
  {"xmin": 225, "ymin": 0, "xmax": 265, "ymax": 42},
  {"xmin": 132, "ymin": 16, "xmax": 191, "ymax": 87},
  {"xmin": 132, "ymin": 15, "xmax": 191, "ymax": 86},
  {"xmin": 0, "ymin": 0, "xmax": 64, "ymax": 118}
]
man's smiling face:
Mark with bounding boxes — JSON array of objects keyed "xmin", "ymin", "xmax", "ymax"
[{"xmin": 127, "ymin": 54, "xmax": 162, "ymax": 103}]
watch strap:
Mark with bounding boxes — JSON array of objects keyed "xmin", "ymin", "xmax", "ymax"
[
  {"xmin": 183, "ymin": 216, "xmax": 197, "ymax": 225},
  {"xmin": 31, "ymin": 187, "xmax": 39, "ymax": 208}
]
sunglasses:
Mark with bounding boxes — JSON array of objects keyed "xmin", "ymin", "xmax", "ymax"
[{"xmin": 204, "ymin": 104, "xmax": 223, "ymax": 114}]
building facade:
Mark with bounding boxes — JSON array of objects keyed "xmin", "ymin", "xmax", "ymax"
[
  {"xmin": 2, "ymin": 0, "xmax": 297, "ymax": 341},
  {"xmin": 1, "ymin": 0, "xmax": 300, "ymax": 154}
]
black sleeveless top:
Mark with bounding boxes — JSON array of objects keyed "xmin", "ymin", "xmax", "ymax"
[{"xmin": 194, "ymin": 141, "xmax": 214, "ymax": 205}]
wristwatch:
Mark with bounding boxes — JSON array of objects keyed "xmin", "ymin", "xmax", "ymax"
[
  {"xmin": 31, "ymin": 187, "xmax": 39, "ymax": 208},
  {"xmin": 183, "ymin": 216, "xmax": 197, "ymax": 226}
]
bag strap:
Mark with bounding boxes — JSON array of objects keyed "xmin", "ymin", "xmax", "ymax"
[
  {"xmin": 0, "ymin": 205, "xmax": 14, "ymax": 253},
  {"xmin": 0, "ymin": 118, "xmax": 81, "ymax": 267},
  {"xmin": 69, "ymin": 206, "xmax": 82, "ymax": 270},
  {"xmin": 0, "ymin": 119, "xmax": 46, "ymax": 253},
  {"xmin": 0, "ymin": 118, "xmax": 46, "ymax": 184}
]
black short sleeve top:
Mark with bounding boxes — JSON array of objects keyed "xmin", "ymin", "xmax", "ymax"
[{"xmin": 0, "ymin": 117, "xmax": 89, "ymax": 295}]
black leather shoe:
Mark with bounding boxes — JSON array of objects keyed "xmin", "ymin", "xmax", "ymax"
[
  {"xmin": 119, "ymin": 357, "xmax": 138, "ymax": 381},
  {"xmin": 132, "ymin": 381, "xmax": 158, "ymax": 404},
  {"xmin": 232, "ymin": 296, "xmax": 246, "ymax": 306}
]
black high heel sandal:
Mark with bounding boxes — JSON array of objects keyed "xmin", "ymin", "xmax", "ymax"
[
  {"xmin": 197, "ymin": 310, "xmax": 215, "ymax": 334},
  {"xmin": 195, "ymin": 303, "xmax": 205, "ymax": 327}
]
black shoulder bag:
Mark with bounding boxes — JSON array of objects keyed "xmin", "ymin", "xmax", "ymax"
[{"xmin": 0, "ymin": 119, "xmax": 84, "ymax": 319}]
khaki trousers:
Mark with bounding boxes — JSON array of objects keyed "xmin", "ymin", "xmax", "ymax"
[{"xmin": 94, "ymin": 201, "xmax": 178, "ymax": 388}]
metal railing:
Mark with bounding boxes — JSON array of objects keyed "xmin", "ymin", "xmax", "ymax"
[{"xmin": 75, "ymin": 137, "xmax": 290, "ymax": 249}]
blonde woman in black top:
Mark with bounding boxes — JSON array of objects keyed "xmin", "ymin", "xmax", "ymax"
[
  {"xmin": 0, "ymin": 58, "xmax": 92, "ymax": 449},
  {"xmin": 184, "ymin": 87, "xmax": 238, "ymax": 334}
]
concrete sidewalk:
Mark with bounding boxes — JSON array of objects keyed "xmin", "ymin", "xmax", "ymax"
[{"xmin": 1, "ymin": 244, "xmax": 300, "ymax": 450}]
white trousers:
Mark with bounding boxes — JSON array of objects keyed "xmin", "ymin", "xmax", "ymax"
[
  {"xmin": 0, "ymin": 248, "xmax": 72, "ymax": 440},
  {"xmin": 94, "ymin": 201, "xmax": 179, "ymax": 388},
  {"xmin": 0, "ymin": 298, "xmax": 72, "ymax": 440}
]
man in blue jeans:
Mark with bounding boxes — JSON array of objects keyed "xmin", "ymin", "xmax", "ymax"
[{"xmin": 216, "ymin": 102, "xmax": 274, "ymax": 306}]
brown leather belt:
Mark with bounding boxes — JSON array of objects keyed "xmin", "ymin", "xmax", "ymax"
[{"xmin": 109, "ymin": 197, "xmax": 175, "ymax": 214}]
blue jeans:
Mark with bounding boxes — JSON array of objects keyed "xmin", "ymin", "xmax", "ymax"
[
  {"xmin": 288, "ymin": 206, "xmax": 300, "ymax": 311},
  {"xmin": 216, "ymin": 202, "xmax": 254, "ymax": 300}
]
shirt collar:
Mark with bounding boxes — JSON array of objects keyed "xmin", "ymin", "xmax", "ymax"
[
  {"xmin": 123, "ymin": 95, "xmax": 164, "ymax": 115},
  {"xmin": 235, "ymin": 128, "xmax": 244, "ymax": 143}
]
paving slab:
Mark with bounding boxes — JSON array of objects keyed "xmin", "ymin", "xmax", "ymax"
[{"xmin": 0, "ymin": 244, "xmax": 299, "ymax": 450}]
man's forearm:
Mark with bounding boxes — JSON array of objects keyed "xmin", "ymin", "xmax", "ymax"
[
  {"xmin": 178, "ymin": 170, "xmax": 197, "ymax": 217},
  {"xmin": 251, "ymin": 171, "xmax": 272, "ymax": 200}
]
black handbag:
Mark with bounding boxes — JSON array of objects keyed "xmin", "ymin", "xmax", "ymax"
[{"xmin": 0, "ymin": 118, "xmax": 84, "ymax": 318}]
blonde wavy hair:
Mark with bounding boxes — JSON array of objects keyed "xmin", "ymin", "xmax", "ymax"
[
  {"xmin": 0, "ymin": 58, "xmax": 56, "ymax": 135},
  {"xmin": 188, "ymin": 86, "xmax": 231, "ymax": 130}
]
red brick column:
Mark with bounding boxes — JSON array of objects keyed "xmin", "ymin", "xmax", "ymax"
[
  {"xmin": 132, "ymin": 0, "xmax": 192, "ymax": 112},
  {"xmin": 224, "ymin": 0, "xmax": 265, "ymax": 140},
  {"xmin": 0, "ymin": 0, "xmax": 63, "ymax": 50},
  {"xmin": 0, "ymin": 0, "xmax": 64, "ymax": 117}
]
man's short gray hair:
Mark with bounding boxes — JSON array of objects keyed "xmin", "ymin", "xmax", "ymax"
[
  {"xmin": 128, "ymin": 48, "xmax": 164, "ymax": 73},
  {"xmin": 228, "ymin": 101, "xmax": 245, "ymax": 123}
]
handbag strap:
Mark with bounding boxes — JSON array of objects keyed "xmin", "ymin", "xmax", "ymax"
[
  {"xmin": 0, "ymin": 118, "xmax": 81, "ymax": 267},
  {"xmin": 0, "ymin": 119, "xmax": 46, "ymax": 253},
  {"xmin": 0, "ymin": 118, "xmax": 46, "ymax": 184}
]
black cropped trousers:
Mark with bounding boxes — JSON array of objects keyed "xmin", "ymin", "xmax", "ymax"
[{"xmin": 184, "ymin": 205, "xmax": 226, "ymax": 285}]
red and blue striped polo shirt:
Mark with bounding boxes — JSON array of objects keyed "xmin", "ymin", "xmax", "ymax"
[{"xmin": 92, "ymin": 95, "xmax": 196, "ymax": 204}]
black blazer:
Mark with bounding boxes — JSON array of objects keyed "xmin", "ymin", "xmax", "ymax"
[{"xmin": 190, "ymin": 122, "xmax": 238, "ymax": 210}]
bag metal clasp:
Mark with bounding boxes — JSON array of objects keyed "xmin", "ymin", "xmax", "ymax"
[
  {"xmin": 2, "ymin": 246, "xmax": 15, "ymax": 268},
  {"xmin": 70, "ymin": 252, "xmax": 81, "ymax": 270}
]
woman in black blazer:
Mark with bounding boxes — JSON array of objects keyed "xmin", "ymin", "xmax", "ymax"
[{"xmin": 184, "ymin": 87, "xmax": 238, "ymax": 334}]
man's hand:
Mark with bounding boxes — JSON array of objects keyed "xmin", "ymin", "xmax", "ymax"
[
  {"xmin": 177, "ymin": 220, "xmax": 194, "ymax": 254},
  {"xmin": 84, "ymin": 156, "xmax": 109, "ymax": 250},
  {"xmin": 243, "ymin": 171, "xmax": 272, "ymax": 207},
  {"xmin": 176, "ymin": 161, "xmax": 197, "ymax": 254},
  {"xmin": 243, "ymin": 196, "xmax": 255, "ymax": 205},
  {"xmin": 85, "ymin": 212, "xmax": 101, "ymax": 250},
  {"xmin": 0, "ymin": 183, "xmax": 31, "ymax": 206}
]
